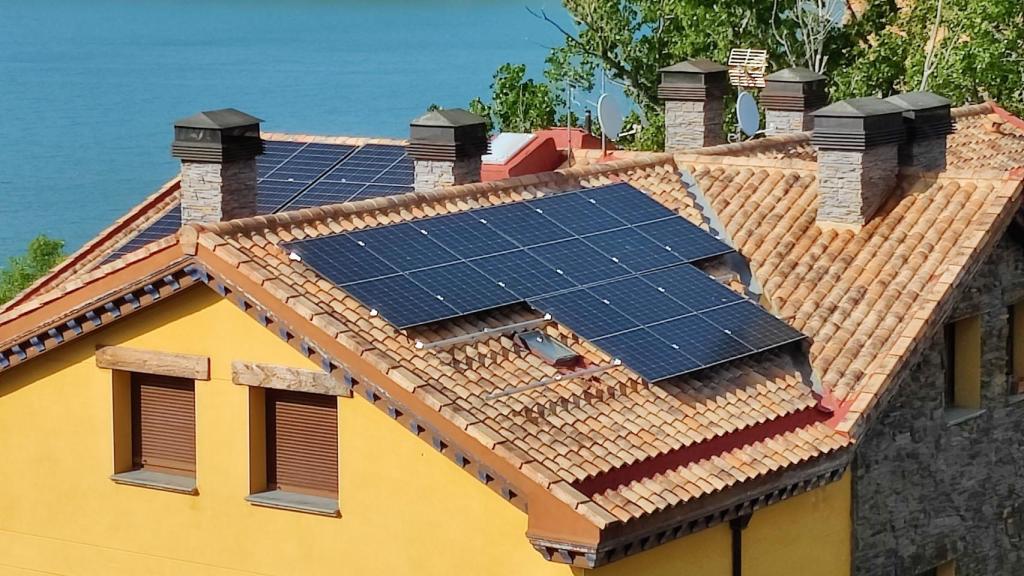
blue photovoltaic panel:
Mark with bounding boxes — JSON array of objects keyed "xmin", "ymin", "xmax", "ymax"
[
  {"xmin": 257, "ymin": 141, "xmax": 305, "ymax": 179},
  {"xmin": 700, "ymin": 300, "xmax": 805, "ymax": 351},
  {"xmin": 102, "ymin": 206, "xmax": 182, "ymax": 263},
  {"xmin": 263, "ymin": 143, "xmax": 356, "ymax": 183},
  {"xmin": 281, "ymin": 181, "xmax": 367, "ymax": 210},
  {"xmin": 468, "ymin": 250, "xmax": 576, "ymax": 299},
  {"xmin": 641, "ymin": 264, "xmax": 743, "ymax": 312},
  {"xmin": 286, "ymin": 182, "xmax": 800, "ymax": 377},
  {"xmin": 285, "ymin": 233, "xmax": 400, "ymax": 286},
  {"xmin": 586, "ymin": 276, "xmax": 692, "ymax": 325},
  {"xmin": 407, "ymin": 262, "xmax": 519, "ymax": 315},
  {"xmin": 348, "ymin": 223, "xmax": 458, "ymax": 272},
  {"xmin": 635, "ymin": 217, "xmax": 733, "ymax": 262},
  {"xmin": 579, "ymin": 183, "xmax": 677, "ymax": 225},
  {"xmin": 527, "ymin": 239, "xmax": 631, "ymax": 286},
  {"xmin": 352, "ymin": 183, "xmax": 414, "ymax": 199},
  {"xmin": 529, "ymin": 289, "xmax": 639, "ymax": 340},
  {"xmin": 412, "ymin": 211, "xmax": 518, "ymax": 260},
  {"xmin": 531, "ymin": 193, "xmax": 624, "ymax": 236},
  {"xmin": 593, "ymin": 328, "xmax": 702, "ymax": 382},
  {"xmin": 257, "ymin": 179, "xmax": 309, "ymax": 213},
  {"xmin": 343, "ymin": 274, "xmax": 460, "ymax": 327},
  {"xmin": 584, "ymin": 227, "xmax": 684, "ymax": 273},
  {"xmin": 283, "ymin": 144, "xmax": 413, "ymax": 209}
]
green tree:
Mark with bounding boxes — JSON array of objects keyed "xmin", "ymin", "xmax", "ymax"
[
  {"xmin": 0, "ymin": 235, "xmax": 65, "ymax": 304},
  {"xmin": 471, "ymin": 0, "xmax": 1023, "ymax": 150}
]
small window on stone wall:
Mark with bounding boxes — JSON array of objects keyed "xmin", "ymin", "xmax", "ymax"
[
  {"xmin": 916, "ymin": 559, "xmax": 956, "ymax": 576},
  {"xmin": 1009, "ymin": 302, "xmax": 1024, "ymax": 394},
  {"xmin": 944, "ymin": 316, "xmax": 981, "ymax": 411}
]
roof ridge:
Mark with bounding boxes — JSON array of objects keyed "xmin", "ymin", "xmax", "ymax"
[
  {"xmin": 192, "ymin": 152, "xmax": 675, "ymax": 236},
  {"xmin": 683, "ymin": 132, "xmax": 812, "ymax": 156},
  {"xmin": 261, "ymin": 132, "xmax": 409, "ymax": 147},
  {"xmin": 951, "ymin": 102, "xmax": 994, "ymax": 119}
]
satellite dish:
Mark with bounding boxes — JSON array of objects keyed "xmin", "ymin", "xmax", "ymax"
[
  {"xmin": 736, "ymin": 91, "xmax": 761, "ymax": 138},
  {"xmin": 597, "ymin": 93, "xmax": 624, "ymax": 141}
]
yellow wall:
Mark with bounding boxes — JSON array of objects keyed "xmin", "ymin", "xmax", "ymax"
[
  {"xmin": 953, "ymin": 315, "xmax": 982, "ymax": 408},
  {"xmin": 0, "ymin": 286, "xmax": 851, "ymax": 576},
  {"xmin": 584, "ymin": 473, "xmax": 851, "ymax": 576},
  {"xmin": 0, "ymin": 287, "xmax": 568, "ymax": 576}
]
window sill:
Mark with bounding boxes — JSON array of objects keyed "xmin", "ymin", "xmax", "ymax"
[
  {"xmin": 1007, "ymin": 393, "xmax": 1024, "ymax": 406},
  {"xmin": 943, "ymin": 407, "xmax": 987, "ymax": 427},
  {"xmin": 246, "ymin": 490, "xmax": 339, "ymax": 517},
  {"xmin": 111, "ymin": 469, "xmax": 198, "ymax": 495}
]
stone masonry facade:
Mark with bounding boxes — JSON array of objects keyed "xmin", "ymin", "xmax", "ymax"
[
  {"xmin": 854, "ymin": 234, "xmax": 1024, "ymax": 575},
  {"xmin": 664, "ymin": 99, "xmax": 726, "ymax": 151},
  {"xmin": 766, "ymin": 109, "xmax": 814, "ymax": 134},
  {"xmin": 413, "ymin": 157, "xmax": 482, "ymax": 192},
  {"xmin": 816, "ymin": 143, "xmax": 900, "ymax": 226},
  {"xmin": 180, "ymin": 159, "xmax": 258, "ymax": 224}
]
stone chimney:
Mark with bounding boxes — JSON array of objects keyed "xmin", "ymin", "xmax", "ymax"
[
  {"xmin": 761, "ymin": 67, "xmax": 828, "ymax": 134},
  {"xmin": 884, "ymin": 92, "xmax": 954, "ymax": 171},
  {"xmin": 408, "ymin": 109, "xmax": 488, "ymax": 191},
  {"xmin": 172, "ymin": 108, "xmax": 263, "ymax": 224},
  {"xmin": 658, "ymin": 59, "xmax": 729, "ymax": 151},
  {"xmin": 811, "ymin": 97, "xmax": 906, "ymax": 227}
]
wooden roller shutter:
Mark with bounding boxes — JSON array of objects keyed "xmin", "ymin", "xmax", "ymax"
[
  {"xmin": 131, "ymin": 373, "xmax": 196, "ymax": 475},
  {"xmin": 267, "ymin": 389, "xmax": 338, "ymax": 497}
]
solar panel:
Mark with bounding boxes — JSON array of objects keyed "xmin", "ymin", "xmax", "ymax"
[
  {"xmin": 285, "ymin": 182, "xmax": 801, "ymax": 379},
  {"xmin": 284, "ymin": 144, "xmax": 413, "ymax": 209},
  {"xmin": 263, "ymin": 143, "xmax": 355, "ymax": 183},
  {"xmin": 257, "ymin": 141, "xmax": 305, "ymax": 179},
  {"xmin": 257, "ymin": 179, "xmax": 309, "ymax": 213},
  {"xmin": 101, "ymin": 206, "xmax": 182, "ymax": 263}
]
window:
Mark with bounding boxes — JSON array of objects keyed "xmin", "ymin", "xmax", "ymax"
[
  {"xmin": 111, "ymin": 372, "xmax": 197, "ymax": 494},
  {"xmin": 131, "ymin": 373, "xmax": 197, "ymax": 475},
  {"xmin": 1009, "ymin": 302, "xmax": 1024, "ymax": 394},
  {"xmin": 917, "ymin": 559, "xmax": 956, "ymax": 576},
  {"xmin": 247, "ymin": 389, "xmax": 339, "ymax": 515},
  {"xmin": 945, "ymin": 315, "xmax": 981, "ymax": 411}
]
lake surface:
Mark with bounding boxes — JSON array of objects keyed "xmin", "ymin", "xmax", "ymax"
[{"xmin": 0, "ymin": 0, "xmax": 564, "ymax": 260}]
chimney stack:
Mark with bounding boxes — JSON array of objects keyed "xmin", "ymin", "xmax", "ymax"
[
  {"xmin": 761, "ymin": 67, "xmax": 828, "ymax": 134},
  {"xmin": 172, "ymin": 109, "xmax": 263, "ymax": 224},
  {"xmin": 812, "ymin": 97, "xmax": 906, "ymax": 227},
  {"xmin": 658, "ymin": 59, "xmax": 729, "ymax": 151},
  {"xmin": 884, "ymin": 92, "xmax": 954, "ymax": 171},
  {"xmin": 408, "ymin": 109, "xmax": 488, "ymax": 191}
]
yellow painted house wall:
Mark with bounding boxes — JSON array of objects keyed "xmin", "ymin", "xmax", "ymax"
[
  {"xmin": 0, "ymin": 286, "xmax": 851, "ymax": 576},
  {"xmin": 0, "ymin": 287, "xmax": 569, "ymax": 576},
  {"xmin": 583, "ymin": 473, "xmax": 852, "ymax": 576}
]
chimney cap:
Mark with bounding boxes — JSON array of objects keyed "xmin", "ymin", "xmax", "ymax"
[
  {"xmin": 813, "ymin": 97, "xmax": 904, "ymax": 118},
  {"xmin": 412, "ymin": 108, "xmax": 486, "ymax": 129},
  {"xmin": 884, "ymin": 92, "xmax": 952, "ymax": 112},
  {"xmin": 765, "ymin": 66, "xmax": 826, "ymax": 83},
  {"xmin": 659, "ymin": 59, "xmax": 730, "ymax": 74},
  {"xmin": 174, "ymin": 108, "xmax": 263, "ymax": 130}
]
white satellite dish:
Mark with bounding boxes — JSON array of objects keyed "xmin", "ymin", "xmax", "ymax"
[
  {"xmin": 597, "ymin": 93, "xmax": 624, "ymax": 141},
  {"xmin": 736, "ymin": 91, "xmax": 761, "ymax": 138}
]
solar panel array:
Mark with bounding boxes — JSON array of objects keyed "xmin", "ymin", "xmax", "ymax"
[
  {"xmin": 101, "ymin": 207, "xmax": 183, "ymax": 263},
  {"xmin": 105, "ymin": 141, "xmax": 415, "ymax": 263},
  {"xmin": 287, "ymin": 183, "xmax": 800, "ymax": 381}
]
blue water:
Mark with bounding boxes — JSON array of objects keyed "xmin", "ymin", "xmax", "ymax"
[{"xmin": 0, "ymin": 0, "xmax": 565, "ymax": 260}]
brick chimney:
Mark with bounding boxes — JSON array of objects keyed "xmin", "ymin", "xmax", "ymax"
[
  {"xmin": 812, "ymin": 97, "xmax": 906, "ymax": 227},
  {"xmin": 761, "ymin": 67, "xmax": 828, "ymax": 134},
  {"xmin": 408, "ymin": 109, "xmax": 488, "ymax": 191},
  {"xmin": 172, "ymin": 109, "xmax": 263, "ymax": 224},
  {"xmin": 658, "ymin": 59, "xmax": 729, "ymax": 151},
  {"xmin": 884, "ymin": 92, "xmax": 954, "ymax": 171}
]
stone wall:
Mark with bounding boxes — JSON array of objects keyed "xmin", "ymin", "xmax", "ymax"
[
  {"xmin": 180, "ymin": 159, "xmax": 258, "ymax": 224},
  {"xmin": 413, "ymin": 157, "xmax": 481, "ymax": 192},
  {"xmin": 853, "ymin": 234, "xmax": 1024, "ymax": 575},
  {"xmin": 817, "ymin": 143, "xmax": 899, "ymax": 226},
  {"xmin": 766, "ymin": 109, "xmax": 814, "ymax": 134},
  {"xmin": 664, "ymin": 99, "xmax": 726, "ymax": 151}
]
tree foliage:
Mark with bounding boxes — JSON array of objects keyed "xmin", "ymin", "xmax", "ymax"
[
  {"xmin": 471, "ymin": 0, "xmax": 1024, "ymax": 149},
  {"xmin": 0, "ymin": 235, "xmax": 65, "ymax": 304}
]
